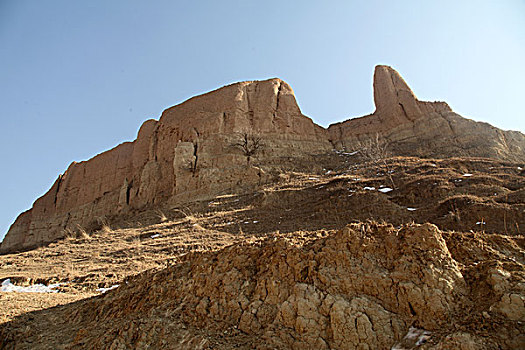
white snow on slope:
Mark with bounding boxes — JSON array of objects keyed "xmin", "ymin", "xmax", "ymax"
[
  {"xmin": 1, "ymin": 279, "xmax": 60, "ymax": 293},
  {"xmin": 96, "ymin": 284, "xmax": 120, "ymax": 294},
  {"xmin": 342, "ymin": 151, "xmax": 359, "ymax": 155}
]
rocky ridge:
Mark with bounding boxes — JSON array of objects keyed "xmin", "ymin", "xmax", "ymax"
[
  {"xmin": 328, "ymin": 66, "xmax": 525, "ymax": 161},
  {"xmin": 2, "ymin": 66, "xmax": 524, "ymax": 253}
]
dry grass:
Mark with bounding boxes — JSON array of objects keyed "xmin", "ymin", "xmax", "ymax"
[{"xmin": 155, "ymin": 209, "xmax": 168, "ymax": 223}]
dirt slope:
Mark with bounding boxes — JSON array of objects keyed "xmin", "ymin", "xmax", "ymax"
[
  {"xmin": 0, "ymin": 156, "xmax": 524, "ymax": 349},
  {"xmin": 1, "ymin": 222, "xmax": 523, "ymax": 349},
  {"xmin": 1, "ymin": 156, "xmax": 523, "ymax": 291}
]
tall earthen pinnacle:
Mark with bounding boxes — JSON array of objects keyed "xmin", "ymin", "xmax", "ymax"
[{"xmin": 373, "ymin": 65, "xmax": 422, "ymax": 122}]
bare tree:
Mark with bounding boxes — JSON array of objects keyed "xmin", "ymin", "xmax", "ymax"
[
  {"xmin": 232, "ymin": 133, "xmax": 263, "ymax": 164},
  {"xmin": 358, "ymin": 133, "xmax": 396, "ymax": 189},
  {"xmin": 359, "ymin": 133, "xmax": 390, "ymax": 162}
]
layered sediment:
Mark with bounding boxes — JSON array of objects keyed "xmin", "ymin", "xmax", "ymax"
[
  {"xmin": 2, "ymin": 66, "xmax": 524, "ymax": 253},
  {"xmin": 327, "ymin": 66, "xmax": 525, "ymax": 161}
]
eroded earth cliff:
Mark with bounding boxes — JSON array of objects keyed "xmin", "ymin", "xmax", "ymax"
[
  {"xmin": 1, "ymin": 79, "xmax": 330, "ymax": 253},
  {"xmin": 2, "ymin": 65, "xmax": 524, "ymax": 253},
  {"xmin": 1, "ymin": 66, "xmax": 524, "ymax": 349}
]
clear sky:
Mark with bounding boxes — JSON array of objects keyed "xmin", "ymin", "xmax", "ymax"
[{"xmin": 1, "ymin": 0, "xmax": 524, "ymax": 240}]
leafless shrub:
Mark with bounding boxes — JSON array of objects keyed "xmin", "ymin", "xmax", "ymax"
[
  {"xmin": 172, "ymin": 207, "xmax": 200, "ymax": 226},
  {"xmin": 450, "ymin": 202, "xmax": 461, "ymax": 223},
  {"xmin": 357, "ymin": 133, "xmax": 396, "ymax": 189},
  {"xmin": 63, "ymin": 228, "xmax": 76, "ymax": 241},
  {"xmin": 232, "ymin": 133, "xmax": 263, "ymax": 164},
  {"xmin": 63, "ymin": 224, "xmax": 90, "ymax": 240},
  {"xmin": 76, "ymin": 225, "xmax": 90, "ymax": 240},
  {"xmin": 358, "ymin": 133, "xmax": 390, "ymax": 163}
]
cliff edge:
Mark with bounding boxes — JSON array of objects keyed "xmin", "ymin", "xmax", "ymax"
[
  {"xmin": 327, "ymin": 65, "xmax": 525, "ymax": 161},
  {"xmin": 2, "ymin": 67, "xmax": 524, "ymax": 253}
]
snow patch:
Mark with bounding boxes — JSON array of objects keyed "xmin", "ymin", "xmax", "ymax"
[
  {"xmin": 97, "ymin": 284, "xmax": 120, "ymax": 293},
  {"xmin": 1, "ymin": 279, "xmax": 60, "ymax": 293},
  {"xmin": 364, "ymin": 186, "xmax": 376, "ymax": 191},
  {"xmin": 463, "ymin": 173, "xmax": 473, "ymax": 177},
  {"xmin": 379, "ymin": 187, "xmax": 393, "ymax": 193},
  {"xmin": 407, "ymin": 208, "xmax": 417, "ymax": 211},
  {"xmin": 150, "ymin": 234, "xmax": 161, "ymax": 239}
]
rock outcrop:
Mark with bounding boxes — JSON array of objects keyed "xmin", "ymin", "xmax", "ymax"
[
  {"xmin": 2, "ymin": 66, "xmax": 524, "ymax": 253},
  {"xmin": 327, "ymin": 65, "xmax": 525, "ymax": 161},
  {"xmin": 1, "ymin": 223, "xmax": 523, "ymax": 349},
  {"xmin": 1, "ymin": 79, "xmax": 331, "ymax": 253}
]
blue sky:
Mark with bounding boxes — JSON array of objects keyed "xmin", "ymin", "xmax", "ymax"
[{"xmin": 1, "ymin": 0, "xmax": 524, "ymax": 240}]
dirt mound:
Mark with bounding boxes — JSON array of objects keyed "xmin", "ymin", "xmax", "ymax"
[{"xmin": 1, "ymin": 223, "xmax": 523, "ymax": 349}]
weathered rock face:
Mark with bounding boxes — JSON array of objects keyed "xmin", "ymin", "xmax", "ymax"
[
  {"xmin": 2, "ymin": 67, "xmax": 525, "ymax": 253},
  {"xmin": 1, "ymin": 79, "xmax": 331, "ymax": 253},
  {"xmin": 327, "ymin": 65, "xmax": 525, "ymax": 162}
]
